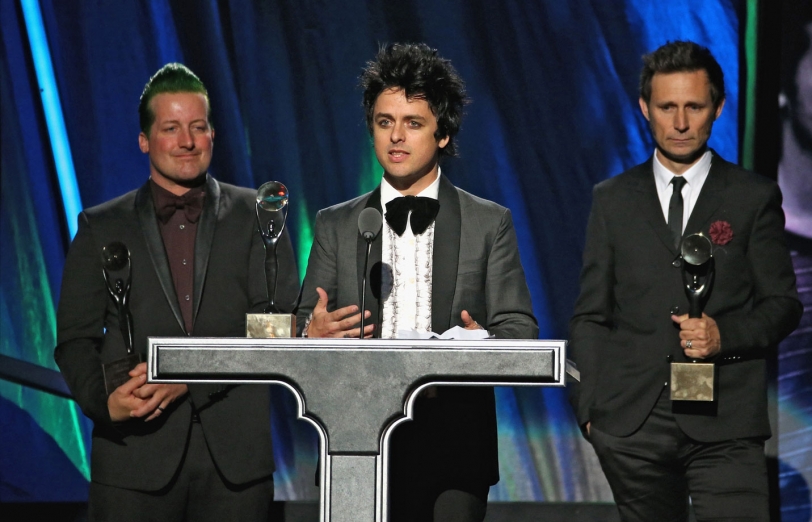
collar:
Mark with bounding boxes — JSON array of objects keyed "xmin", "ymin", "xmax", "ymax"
[
  {"xmin": 652, "ymin": 149, "xmax": 712, "ymax": 191},
  {"xmin": 380, "ymin": 168, "xmax": 442, "ymax": 207}
]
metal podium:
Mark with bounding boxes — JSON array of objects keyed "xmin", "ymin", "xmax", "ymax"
[{"xmin": 148, "ymin": 337, "xmax": 565, "ymax": 522}]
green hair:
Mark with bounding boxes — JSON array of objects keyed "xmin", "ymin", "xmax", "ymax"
[{"xmin": 138, "ymin": 63, "xmax": 211, "ymax": 134}]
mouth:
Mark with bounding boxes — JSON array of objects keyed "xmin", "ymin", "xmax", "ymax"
[{"xmin": 388, "ymin": 149, "xmax": 409, "ymax": 162}]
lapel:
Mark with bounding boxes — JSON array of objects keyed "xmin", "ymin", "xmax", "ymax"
[
  {"xmin": 431, "ymin": 176, "xmax": 461, "ymax": 333},
  {"xmin": 631, "ymin": 158, "xmax": 680, "ymax": 255},
  {"xmin": 684, "ymin": 152, "xmax": 726, "ymax": 236},
  {"xmin": 193, "ymin": 174, "xmax": 220, "ymax": 326},
  {"xmin": 135, "ymin": 181, "xmax": 185, "ymax": 332},
  {"xmin": 357, "ymin": 188, "xmax": 383, "ymax": 337}
]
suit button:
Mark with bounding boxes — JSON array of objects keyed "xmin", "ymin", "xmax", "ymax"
[
  {"xmin": 670, "ymin": 306, "xmax": 680, "ymax": 315},
  {"xmin": 672, "ymin": 259, "xmax": 682, "ymax": 268}
]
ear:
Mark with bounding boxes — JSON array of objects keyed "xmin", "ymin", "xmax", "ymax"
[
  {"xmin": 438, "ymin": 135, "xmax": 450, "ymax": 149},
  {"xmin": 138, "ymin": 132, "xmax": 149, "ymax": 153},
  {"xmin": 714, "ymin": 98, "xmax": 725, "ymax": 120},
  {"xmin": 638, "ymin": 98, "xmax": 650, "ymax": 121}
]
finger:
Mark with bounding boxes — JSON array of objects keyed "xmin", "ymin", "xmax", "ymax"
[
  {"xmin": 132, "ymin": 382, "xmax": 162, "ymax": 399},
  {"xmin": 671, "ymin": 313, "xmax": 689, "ymax": 325},
  {"xmin": 116, "ymin": 373, "xmax": 147, "ymax": 395},
  {"xmin": 328, "ymin": 305, "xmax": 361, "ymax": 323},
  {"xmin": 132, "ymin": 393, "xmax": 165, "ymax": 419},
  {"xmin": 128, "ymin": 362, "xmax": 148, "ymax": 377},
  {"xmin": 145, "ymin": 402, "xmax": 168, "ymax": 422},
  {"xmin": 460, "ymin": 310, "xmax": 476, "ymax": 327}
]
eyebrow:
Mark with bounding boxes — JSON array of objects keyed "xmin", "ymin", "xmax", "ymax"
[{"xmin": 374, "ymin": 112, "xmax": 427, "ymax": 121}]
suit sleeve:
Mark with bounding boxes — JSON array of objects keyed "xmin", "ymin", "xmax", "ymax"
[
  {"xmin": 54, "ymin": 211, "xmax": 114, "ymax": 427},
  {"xmin": 568, "ymin": 186, "xmax": 614, "ymax": 428},
  {"xmin": 295, "ymin": 209, "xmax": 338, "ymax": 334},
  {"xmin": 713, "ymin": 183, "xmax": 802, "ymax": 355},
  {"xmin": 484, "ymin": 209, "xmax": 539, "ymax": 340}
]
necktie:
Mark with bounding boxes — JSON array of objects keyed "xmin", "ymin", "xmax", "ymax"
[
  {"xmin": 668, "ymin": 176, "xmax": 687, "ymax": 249},
  {"xmin": 385, "ymin": 196, "xmax": 440, "ymax": 236},
  {"xmin": 155, "ymin": 191, "xmax": 204, "ymax": 224}
]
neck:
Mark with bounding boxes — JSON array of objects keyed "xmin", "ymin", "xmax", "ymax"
[
  {"xmin": 655, "ymin": 146, "xmax": 707, "ymax": 175},
  {"xmin": 384, "ymin": 165, "xmax": 439, "ymax": 196},
  {"xmin": 150, "ymin": 173, "xmax": 206, "ymax": 196}
]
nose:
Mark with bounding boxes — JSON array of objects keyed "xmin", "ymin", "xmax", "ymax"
[
  {"xmin": 390, "ymin": 123, "xmax": 404, "ymax": 143},
  {"xmin": 178, "ymin": 127, "xmax": 194, "ymax": 149},
  {"xmin": 674, "ymin": 109, "xmax": 689, "ymax": 132}
]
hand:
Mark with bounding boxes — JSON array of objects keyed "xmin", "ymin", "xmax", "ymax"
[
  {"xmin": 127, "ymin": 363, "xmax": 189, "ymax": 422},
  {"xmin": 461, "ymin": 310, "xmax": 484, "ymax": 330},
  {"xmin": 107, "ymin": 370, "xmax": 148, "ymax": 422},
  {"xmin": 306, "ymin": 287, "xmax": 375, "ymax": 338},
  {"xmin": 586, "ymin": 421, "xmax": 591, "ymax": 437},
  {"xmin": 672, "ymin": 313, "xmax": 721, "ymax": 360}
]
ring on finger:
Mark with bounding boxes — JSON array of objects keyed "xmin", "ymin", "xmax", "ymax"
[
  {"xmin": 157, "ymin": 406, "xmax": 165, "ymax": 412},
  {"xmin": 686, "ymin": 339, "xmax": 693, "ymax": 349}
]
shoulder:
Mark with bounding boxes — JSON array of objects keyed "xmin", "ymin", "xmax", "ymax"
[
  {"xmin": 82, "ymin": 187, "xmax": 140, "ymax": 222},
  {"xmin": 316, "ymin": 191, "xmax": 374, "ymax": 220},
  {"xmin": 594, "ymin": 159, "xmax": 652, "ymax": 196},
  {"xmin": 452, "ymin": 184, "xmax": 510, "ymax": 219}
]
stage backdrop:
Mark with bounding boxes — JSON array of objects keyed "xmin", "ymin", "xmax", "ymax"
[{"xmin": 7, "ymin": 0, "xmax": 803, "ymax": 511}]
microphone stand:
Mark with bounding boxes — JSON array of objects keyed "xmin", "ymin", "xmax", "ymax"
[{"xmin": 360, "ymin": 240, "xmax": 373, "ymax": 339}]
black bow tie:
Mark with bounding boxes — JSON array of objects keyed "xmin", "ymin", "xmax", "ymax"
[
  {"xmin": 384, "ymin": 196, "xmax": 440, "ymax": 236},
  {"xmin": 155, "ymin": 191, "xmax": 204, "ymax": 224}
]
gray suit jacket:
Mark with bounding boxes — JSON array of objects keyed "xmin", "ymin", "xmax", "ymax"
[
  {"xmin": 296, "ymin": 174, "xmax": 538, "ymax": 484},
  {"xmin": 55, "ymin": 175, "xmax": 299, "ymax": 490}
]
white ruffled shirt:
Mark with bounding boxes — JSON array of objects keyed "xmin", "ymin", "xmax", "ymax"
[{"xmin": 379, "ymin": 172, "xmax": 441, "ymax": 339}]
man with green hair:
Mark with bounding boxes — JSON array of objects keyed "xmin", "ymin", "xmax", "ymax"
[{"xmin": 55, "ymin": 63, "xmax": 298, "ymax": 521}]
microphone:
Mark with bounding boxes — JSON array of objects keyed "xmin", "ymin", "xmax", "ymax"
[
  {"xmin": 358, "ymin": 208, "xmax": 382, "ymax": 339},
  {"xmin": 358, "ymin": 208, "xmax": 383, "ymax": 243}
]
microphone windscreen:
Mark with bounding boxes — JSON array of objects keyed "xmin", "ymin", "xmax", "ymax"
[{"xmin": 358, "ymin": 208, "xmax": 383, "ymax": 241}]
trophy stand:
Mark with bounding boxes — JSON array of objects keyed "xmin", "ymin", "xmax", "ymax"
[
  {"xmin": 246, "ymin": 181, "xmax": 296, "ymax": 338},
  {"xmin": 101, "ymin": 242, "xmax": 142, "ymax": 394},
  {"xmin": 670, "ymin": 233, "xmax": 716, "ymax": 401}
]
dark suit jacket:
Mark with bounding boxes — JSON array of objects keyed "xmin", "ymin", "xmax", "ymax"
[
  {"xmin": 55, "ymin": 175, "xmax": 299, "ymax": 491},
  {"xmin": 295, "ymin": 175, "xmax": 538, "ymax": 485},
  {"xmin": 569, "ymin": 153, "xmax": 802, "ymax": 442}
]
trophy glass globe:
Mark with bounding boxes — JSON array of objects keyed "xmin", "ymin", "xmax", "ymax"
[
  {"xmin": 257, "ymin": 181, "xmax": 289, "ymax": 212},
  {"xmin": 102, "ymin": 242, "xmax": 129, "ymax": 271}
]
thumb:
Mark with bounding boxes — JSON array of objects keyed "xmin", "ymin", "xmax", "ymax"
[
  {"xmin": 461, "ymin": 310, "xmax": 476, "ymax": 327},
  {"xmin": 314, "ymin": 287, "xmax": 329, "ymax": 313}
]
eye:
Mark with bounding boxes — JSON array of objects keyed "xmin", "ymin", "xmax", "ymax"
[
  {"xmin": 377, "ymin": 118, "xmax": 391, "ymax": 128},
  {"xmin": 408, "ymin": 120, "xmax": 422, "ymax": 128}
]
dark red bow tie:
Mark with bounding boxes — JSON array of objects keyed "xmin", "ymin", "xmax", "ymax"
[
  {"xmin": 385, "ymin": 196, "xmax": 440, "ymax": 236},
  {"xmin": 155, "ymin": 191, "xmax": 204, "ymax": 224}
]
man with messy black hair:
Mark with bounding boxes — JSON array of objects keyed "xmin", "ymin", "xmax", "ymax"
[{"xmin": 296, "ymin": 43, "xmax": 537, "ymax": 521}]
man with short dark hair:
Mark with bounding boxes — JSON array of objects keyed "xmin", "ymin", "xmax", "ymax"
[
  {"xmin": 55, "ymin": 63, "xmax": 298, "ymax": 521},
  {"xmin": 569, "ymin": 40, "xmax": 803, "ymax": 522},
  {"xmin": 296, "ymin": 43, "xmax": 538, "ymax": 521}
]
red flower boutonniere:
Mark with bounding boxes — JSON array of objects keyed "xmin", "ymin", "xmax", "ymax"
[{"xmin": 709, "ymin": 220, "xmax": 733, "ymax": 246}]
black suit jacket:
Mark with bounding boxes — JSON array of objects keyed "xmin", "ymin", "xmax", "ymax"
[
  {"xmin": 295, "ymin": 175, "xmax": 538, "ymax": 485},
  {"xmin": 569, "ymin": 153, "xmax": 802, "ymax": 442},
  {"xmin": 55, "ymin": 175, "xmax": 299, "ymax": 490}
]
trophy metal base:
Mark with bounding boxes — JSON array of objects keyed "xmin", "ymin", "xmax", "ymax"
[
  {"xmin": 670, "ymin": 362, "xmax": 715, "ymax": 401},
  {"xmin": 103, "ymin": 353, "xmax": 144, "ymax": 395},
  {"xmin": 246, "ymin": 313, "xmax": 296, "ymax": 338}
]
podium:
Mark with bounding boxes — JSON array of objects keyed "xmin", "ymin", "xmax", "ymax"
[{"xmin": 148, "ymin": 337, "xmax": 565, "ymax": 522}]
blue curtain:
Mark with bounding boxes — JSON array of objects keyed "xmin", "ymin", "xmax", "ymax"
[{"xmin": 2, "ymin": 0, "xmax": 747, "ymax": 504}]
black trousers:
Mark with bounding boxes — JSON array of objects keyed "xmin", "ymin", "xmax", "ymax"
[
  {"xmin": 590, "ymin": 389, "xmax": 769, "ymax": 522},
  {"xmin": 388, "ymin": 397, "xmax": 489, "ymax": 522},
  {"xmin": 88, "ymin": 422, "xmax": 274, "ymax": 522}
]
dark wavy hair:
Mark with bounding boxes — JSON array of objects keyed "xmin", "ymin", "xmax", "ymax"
[
  {"xmin": 138, "ymin": 63, "xmax": 211, "ymax": 134},
  {"xmin": 360, "ymin": 43, "xmax": 468, "ymax": 157},
  {"xmin": 639, "ymin": 41, "xmax": 725, "ymax": 109}
]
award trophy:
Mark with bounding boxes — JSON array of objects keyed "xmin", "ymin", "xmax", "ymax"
[
  {"xmin": 101, "ymin": 242, "xmax": 143, "ymax": 394},
  {"xmin": 246, "ymin": 181, "xmax": 296, "ymax": 338},
  {"xmin": 670, "ymin": 233, "xmax": 716, "ymax": 401}
]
